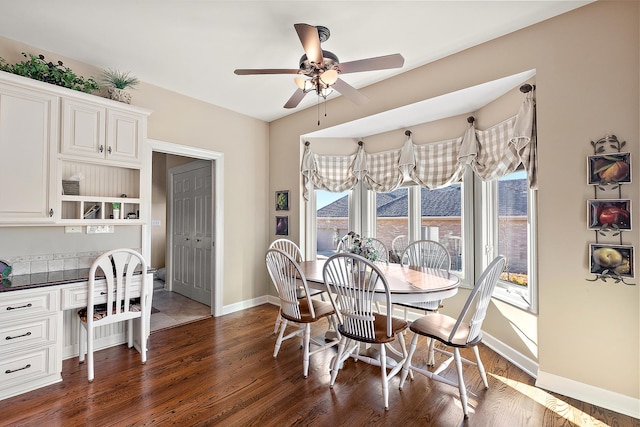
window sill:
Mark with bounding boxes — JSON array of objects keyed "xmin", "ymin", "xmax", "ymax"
[{"xmin": 492, "ymin": 285, "xmax": 536, "ymax": 314}]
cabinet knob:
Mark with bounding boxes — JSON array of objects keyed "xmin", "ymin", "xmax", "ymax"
[
  {"xmin": 108, "ymin": 146, "xmax": 112, "ymax": 154},
  {"xmin": 49, "ymin": 209, "xmax": 53, "ymax": 217},
  {"xmin": 99, "ymin": 145, "xmax": 104, "ymax": 153}
]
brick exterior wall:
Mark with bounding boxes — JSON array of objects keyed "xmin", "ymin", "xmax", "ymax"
[{"xmin": 317, "ymin": 216, "xmax": 528, "ymax": 274}]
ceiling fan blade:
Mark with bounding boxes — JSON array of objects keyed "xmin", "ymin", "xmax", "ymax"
[
  {"xmin": 234, "ymin": 68, "xmax": 300, "ymax": 75},
  {"xmin": 284, "ymin": 89, "xmax": 307, "ymax": 109},
  {"xmin": 294, "ymin": 23, "xmax": 323, "ymax": 66},
  {"xmin": 337, "ymin": 53, "xmax": 405, "ymax": 74},
  {"xmin": 332, "ymin": 79, "xmax": 369, "ymax": 105}
]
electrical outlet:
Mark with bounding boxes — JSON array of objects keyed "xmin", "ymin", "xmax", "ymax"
[
  {"xmin": 86, "ymin": 225, "xmax": 114, "ymax": 234},
  {"xmin": 65, "ymin": 226, "xmax": 82, "ymax": 234},
  {"xmin": 151, "ymin": 220, "xmax": 161, "ymax": 226}
]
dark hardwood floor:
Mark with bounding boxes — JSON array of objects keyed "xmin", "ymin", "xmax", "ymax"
[{"xmin": 1, "ymin": 304, "xmax": 637, "ymax": 427}]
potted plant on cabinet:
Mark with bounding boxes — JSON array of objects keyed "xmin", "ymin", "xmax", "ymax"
[
  {"xmin": 112, "ymin": 202, "xmax": 121, "ymax": 220},
  {"xmin": 101, "ymin": 68, "xmax": 139, "ymax": 104}
]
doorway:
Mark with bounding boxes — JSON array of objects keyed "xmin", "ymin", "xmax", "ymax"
[{"xmin": 144, "ymin": 139, "xmax": 224, "ymax": 319}]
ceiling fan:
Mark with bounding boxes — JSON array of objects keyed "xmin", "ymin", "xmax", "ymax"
[{"xmin": 234, "ymin": 23, "xmax": 405, "ymax": 109}]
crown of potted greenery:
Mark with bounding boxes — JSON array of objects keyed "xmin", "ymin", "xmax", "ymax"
[
  {"xmin": 101, "ymin": 68, "xmax": 139, "ymax": 90},
  {"xmin": 0, "ymin": 52, "xmax": 99, "ymax": 93},
  {"xmin": 101, "ymin": 68, "xmax": 139, "ymax": 104}
]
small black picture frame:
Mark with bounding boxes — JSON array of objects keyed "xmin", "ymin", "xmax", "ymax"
[
  {"xmin": 275, "ymin": 216, "xmax": 289, "ymax": 236},
  {"xmin": 586, "ymin": 199, "xmax": 631, "ymax": 230},
  {"xmin": 276, "ymin": 190, "xmax": 289, "ymax": 211},
  {"xmin": 587, "ymin": 152, "xmax": 631, "ymax": 185},
  {"xmin": 589, "ymin": 243, "xmax": 634, "ymax": 278}
]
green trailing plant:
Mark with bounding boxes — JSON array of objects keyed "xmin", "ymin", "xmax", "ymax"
[
  {"xmin": 101, "ymin": 68, "xmax": 139, "ymax": 89},
  {"xmin": 0, "ymin": 52, "xmax": 99, "ymax": 93}
]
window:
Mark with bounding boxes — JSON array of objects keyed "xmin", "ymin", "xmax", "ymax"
[
  {"xmin": 315, "ymin": 189, "xmax": 350, "ymax": 258},
  {"xmin": 306, "ymin": 168, "xmax": 537, "ymax": 312},
  {"xmin": 480, "ymin": 169, "xmax": 537, "ymax": 312}
]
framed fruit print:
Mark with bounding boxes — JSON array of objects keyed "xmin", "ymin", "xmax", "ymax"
[
  {"xmin": 589, "ymin": 244, "xmax": 634, "ymax": 278},
  {"xmin": 586, "ymin": 199, "xmax": 631, "ymax": 231},
  {"xmin": 275, "ymin": 190, "xmax": 289, "ymax": 211},
  {"xmin": 587, "ymin": 152, "xmax": 631, "ymax": 185}
]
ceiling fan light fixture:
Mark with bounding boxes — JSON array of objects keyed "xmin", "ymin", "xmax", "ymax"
[{"xmin": 320, "ymin": 69, "xmax": 338, "ymax": 86}]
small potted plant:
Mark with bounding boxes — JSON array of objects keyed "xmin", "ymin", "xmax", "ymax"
[
  {"xmin": 112, "ymin": 202, "xmax": 121, "ymax": 220},
  {"xmin": 101, "ymin": 68, "xmax": 139, "ymax": 104}
]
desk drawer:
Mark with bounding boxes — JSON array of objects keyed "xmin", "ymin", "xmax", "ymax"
[
  {"xmin": 61, "ymin": 280, "xmax": 141, "ymax": 310},
  {"xmin": 0, "ymin": 314, "xmax": 58, "ymax": 352},
  {"xmin": 0, "ymin": 345, "xmax": 58, "ymax": 389},
  {"xmin": 0, "ymin": 289, "xmax": 58, "ymax": 320}
]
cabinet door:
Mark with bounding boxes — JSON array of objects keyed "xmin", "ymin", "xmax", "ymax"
[
  {"xmin": 106, "ymin": 109, "xmax": 141, "ymax": 164},
  {"xmin": 0, "ymin": 83, "xmax": 57, "ymax": 222},
  {"xmin": 60, "ymin": 98, "xmax": 106, "ymax": 160}
]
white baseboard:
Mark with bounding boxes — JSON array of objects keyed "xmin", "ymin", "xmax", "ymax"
[
  {"xmin": 481, "ymin": 331, "xmax": 539, "ymax": 379},
  {"xmin": 222, "ymin": 295, "xmax": 271, "ymax": 315},
  {"xmin": 536, "ymin": 370, "xmax": 640, "ymax": 420}
]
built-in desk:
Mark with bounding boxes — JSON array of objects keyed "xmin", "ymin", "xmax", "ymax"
[{"xmin": 0, "ymin": 269, "xmax": 153, "ymax": 400}]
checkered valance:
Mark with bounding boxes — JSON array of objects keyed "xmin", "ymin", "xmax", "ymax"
[{"xmin": 302, "ymin": 97, "xmax": 536, "ymax": 201}]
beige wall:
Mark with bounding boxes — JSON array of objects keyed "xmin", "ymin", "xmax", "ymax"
[{"xmin": 270, "ymin": 1, "xmax": 639, "ymax": 404}]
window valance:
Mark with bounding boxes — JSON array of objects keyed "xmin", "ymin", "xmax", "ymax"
[{"xmin": 302, "ymin": 96, "xmax": 536, "ymax": 201}]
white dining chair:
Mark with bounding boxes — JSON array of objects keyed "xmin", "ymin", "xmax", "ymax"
[
  {"xmin": 322, "ymin": 252, "xmax": 409, "ymax": 410},
  {"xmin": 391, "ymin": 235, "xmax": 410, "ymax": 263},
  {"xmin": 396, "ymin": 239, "xmax": 451, "ymax": 318},
  {"xmin": 399, "ymin": 255, "xmax": 506, "ymax": 419},
  {"xmin": 77, "ymin": 248, "xmax": 151, "ymax": 382},
  {"xmin": 266, "ymin": 248, "xmax": 340, "ymax": 378},
  {"xmin": 269, "ymin": 238, "xmax": 327, "ymax": 335}
]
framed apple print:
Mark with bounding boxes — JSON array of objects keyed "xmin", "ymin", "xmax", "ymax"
[
  {"xmin": 587, "ymin": 199, "xmax": 631, "ymax": 230},
  {"xmin": 587, "ymin": 152, "xmax": 631, "ymax": 185},
  {"xmin": 589, "ymin": 244, "xmax": 634, "ymax": 278}
]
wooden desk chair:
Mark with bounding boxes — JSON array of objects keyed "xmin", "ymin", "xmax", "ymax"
[
  {"xmin": 322, "ymin": 252, "xmax": 409, "ymax": 410},
  {"xmin": 399, "ymin": 255, "xmax": 506, "ymax": 419},
  {"xmin": 78, "ymin": 248, "xmax": 150, "ymax": 382},
  {"xmin": 269, "ymin": 238, "xmax": 327, "ymax": 335},
  {"xmin": 266, "ymin": 248, "xmax": 339, "ymax": 378}
]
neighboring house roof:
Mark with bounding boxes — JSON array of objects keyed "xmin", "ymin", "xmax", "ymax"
[{"xmin": 317, "ymin": 179, "xmax": 527, "ymax": 217}]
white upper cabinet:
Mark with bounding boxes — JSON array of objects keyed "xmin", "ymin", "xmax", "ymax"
[
  {"xmin": 0, "ymin": 78, "xmax": 58, "ymax": 223},
  {"xmin": 60, "ymin": 98, "xmax": 144, "ymax": 166},
  {"xmin": 0, "ymin": 70, "xmax": 151, "ymax": 226}
]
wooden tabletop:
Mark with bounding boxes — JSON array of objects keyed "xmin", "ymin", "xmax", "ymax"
[{"xmin": 299, "ymin": 259, "xmax": 460, "ymax": 304}]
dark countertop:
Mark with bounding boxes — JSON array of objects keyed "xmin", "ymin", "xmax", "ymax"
[{"xmin": 0, "ymin": 268, "xmax": 155, "ymax": 292}]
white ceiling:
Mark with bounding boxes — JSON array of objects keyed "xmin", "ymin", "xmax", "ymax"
[{"xmin": 0, "ymin": 1, "xmax": 592, "ymax": 123}]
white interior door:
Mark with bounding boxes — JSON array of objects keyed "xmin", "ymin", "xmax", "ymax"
[{"xmin": 170, "ymin": 160, "xmax": 213, "ymax": 306}]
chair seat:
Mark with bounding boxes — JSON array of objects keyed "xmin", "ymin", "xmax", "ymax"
[
  {"xmin": 280, "ymin": 298, "xmax": 335, "ymax": 323},
  {"xmin": 409, "ymin": 312, "xmax": 479, "ymax": 347},
  {"xmin": 339, "ymin": 313, "xmax": 408, "ymax": 344},
  {"xmin": 78, "ymin": 300, "xmax": 142, "ymax": 322}
]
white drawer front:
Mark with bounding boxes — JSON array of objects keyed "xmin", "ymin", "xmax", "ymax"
[
  {"xmin": 0, "ymin": 289, "xmax": 58, "ymax": 320},
  {"xmin": 0, "ymin": 345, "xmax": 58, "ymax": 389},
  {"xmin": 0, "ymin": 314, "xmax": 58, "ymax": 351},
  {"xmin": 61, "ymin": 280, "xmax": 141, "ymax": 310}
]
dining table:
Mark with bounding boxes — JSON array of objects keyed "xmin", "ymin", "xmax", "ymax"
[{"xmin": 298, "ymin": 259, "xmax": 460, "ymax": 305}]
